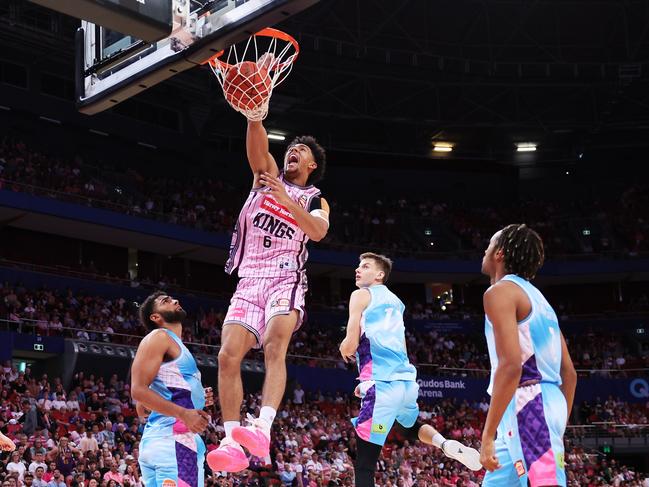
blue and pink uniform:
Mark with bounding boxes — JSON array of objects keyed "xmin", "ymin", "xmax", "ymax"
[
  {"xmin": 138, "ymin": 329, "xmax": 206, "ymax": 487},
  {"xmin": 483, "ymin": 274, "xmax": 567, "ymax": 487},
  {"xmin": 351, "ymin": 284, "xmax": 418, "ymax": 446}
]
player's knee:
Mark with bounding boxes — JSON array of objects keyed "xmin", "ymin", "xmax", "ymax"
[
  {"xmin": 217, "ymin": 346, "xmax": 243, "ymax": 372},
  {"xmin": 262, "ymin": 339, "xmax": 288, "ymax": 363},
  {"xmin": 394, "ymin": 420, "xmax": 423, "ymax": 442}
]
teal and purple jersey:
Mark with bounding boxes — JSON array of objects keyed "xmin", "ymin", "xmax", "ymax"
[
  {"xmin": 485, "ymin": 274, "xmax": 562, "ymax": 394},
  {"xmin": 356, "ymin": 284, "xmax": 416, "ymax": 382},
  {"xmin": 144, "ymin": 329, "xmax": 206, "ymax": 437},
  {"xmin": 352, "ymin": 284, "xmax": 419, "ymax": 446},
  {"xmin": 139, "ymin": 329, "xmax": 206, "ymax": 487},
  {"xmin": 483, "ymin": 275, "xmax": 567, "ymax": 487}
]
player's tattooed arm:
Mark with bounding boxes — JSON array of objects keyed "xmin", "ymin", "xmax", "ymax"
[{"xmin": 339, "ymin": 288, "xmax": 371, "ymax": 362}]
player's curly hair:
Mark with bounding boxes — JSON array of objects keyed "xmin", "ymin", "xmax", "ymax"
[
  {"xmin": 288, "ymin": 135, "xmax": 326, "ymax": 184},
  {"xmin": 138, "ymin": 291, "xmax": 166, "ymax": 331},
  {"xmin": 495, "ymin": 224, "xmax": 545, "ymax": 280}
]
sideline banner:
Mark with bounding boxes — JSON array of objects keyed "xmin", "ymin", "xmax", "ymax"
[
  {"xmin": 416, "ymin": 377, "xmax": 488, "ymax": 402},
  {"xmin": 287, "ymin": 365, "xmax": 649, "ymax": 404}
]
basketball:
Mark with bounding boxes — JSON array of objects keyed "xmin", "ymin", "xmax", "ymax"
[{"xmin": 223, "ymin": 61, "xmax": 272, "ymax": 111}]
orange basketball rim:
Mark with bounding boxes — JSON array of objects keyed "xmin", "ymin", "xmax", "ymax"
[{"xmin": 204, "ymin": 28, "xmax": 300, "ymax": 121}]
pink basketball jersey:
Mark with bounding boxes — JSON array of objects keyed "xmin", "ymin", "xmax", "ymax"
[{"xmin": 225, "ymin": 174, "xmax": 322, "ymax": 279}]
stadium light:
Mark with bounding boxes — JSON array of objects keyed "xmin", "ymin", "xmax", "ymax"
[
  {"xmin": 516, "ymin": 143, "xmax": 537, "ymax": 152},
  {"xmin": 433, "ymin": 142, "xmax": 453, "ymax": 152},
  {"xmin": 268, "ymin": 133, "xmax": 286, "ymax": 141}
]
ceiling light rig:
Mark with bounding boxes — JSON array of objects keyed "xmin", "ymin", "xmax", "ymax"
[
  {"xmin": 516, "ymin": 143, "xmax": 537, "ymax": 152},
  {"xmin": 433, "ymin": 142, "xmax": 454, "ymax": 153}
]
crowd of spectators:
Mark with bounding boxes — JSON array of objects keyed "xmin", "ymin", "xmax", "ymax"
[
  {"xmin": 2, "ymin": 137, "xmax": 648, "ymax": 259},
  {"xmin": 573, "ymin": 396, "xmax": 649, "ymax": 438},
  {"xmin": 2, "ymin": 282, "xmax": 648, "ymax": 376},
  {"xmin": 0, "ymin": 139, "xmax": 238, "ymax": 234},
  {"xmin": 2, "ymin": 281, "xmax": 649, "ymax": 375},
  {"xmin": 0, "ymin": 363, "xmax": 647, "ymax": 487}
]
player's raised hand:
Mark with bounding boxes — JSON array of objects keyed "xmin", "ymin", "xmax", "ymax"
[
  {"xmin": 204, "ymin": 387, "xmax": 214, "ymax": 408},
  {"xmin": 260, "ymin": 172, "xmax": 292, "ymax": 207},
  {"xmin": 479, "ymin": 437, "xmax": 500, "ymax": 472},
  {"xmin": 339, "ymin": 337, "xmax": 358, "ymax": 363},
  {"xmin": 179, "ymin": 409, "xmax": 211, "ymax": 434}
]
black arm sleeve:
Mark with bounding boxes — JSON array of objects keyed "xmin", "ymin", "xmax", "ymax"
[{"xmin": 307, "ymin": 196, "xmax": 322, "ymax": 211}]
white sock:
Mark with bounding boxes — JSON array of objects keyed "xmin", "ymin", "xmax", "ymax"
[
  {"xmin": 224, "ymin": 421, "xmax": 240, "ymax": 438},
  {"xmin": 259, "ymin": 406, "xmax": 276, "ymax": 428},
  {"xmin": 432, "ymin": 432, "xmax": 446, "ymax": 449}
]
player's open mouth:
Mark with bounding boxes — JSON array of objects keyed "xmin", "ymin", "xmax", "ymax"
[{"xmin": 288, "ymin": 154, "xmax": 299, "ymax": 164}]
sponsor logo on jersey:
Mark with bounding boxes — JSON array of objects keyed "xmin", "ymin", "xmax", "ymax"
[
  {"xmin": 261, "ymin": 196, "xmax": 297, "ymax": 225},
  {"xmin": 371, "ymin": 423, "xmax": 387, "ymax": 434},
  {"xmin": 271, "ymin": 298, "xmax": 291, "ymax": 308},
  {"xmin": 279, "ymin": 260, "xmax": 298, "ymax": 271},
  {"xmin": 298, "ymin": 194, "xmax": 308, "ymax": 208},
  {"xmin": 514, "ymin": 460, "xmax": 526, "ymax": 477},
  {"xmin": 229, "ymin": 308, "xmax": 246, "ymax": 318},
  {"xmin": 162, "ymin": 480, "xmax": 176, "ymax": 487}
]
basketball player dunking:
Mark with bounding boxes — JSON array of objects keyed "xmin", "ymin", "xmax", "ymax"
[{"xmin": 207, "ymin": 120, "xmax": 329, "ymax": 472}]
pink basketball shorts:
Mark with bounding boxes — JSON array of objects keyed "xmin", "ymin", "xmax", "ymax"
[{"xmin": 223, "ymin": 275, "xmax": 307, "ymax": 348}]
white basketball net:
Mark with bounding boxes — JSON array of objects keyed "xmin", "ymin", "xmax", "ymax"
[{"xmin": 208, "ymin": 30, "xmax": 298, "ymax": 121}]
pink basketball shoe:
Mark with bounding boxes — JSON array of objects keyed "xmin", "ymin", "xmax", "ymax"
[
  {"xmin": 231, "ymin": 414, "xmax": 271, "ymax": 458},
  {"xmin": 206, "ymin": 437, "xmax": 249, "ymax": 473}
]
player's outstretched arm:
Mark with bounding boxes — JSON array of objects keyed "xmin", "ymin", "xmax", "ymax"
[
  {"xmin": 131, "ymin": 330, "xmax": 210, "ymax": 433},
  {"xmin": 247, "ymin": 120, "xmax": 280, "ymax": 188},
  {"xmin": 339, "ymin": 288, "xmax": 370, "ymax": 362},
  {"xmin": 480, "ymin": 282, "xmax": 523, "ymax": 472},
  {"xmin": 559, "ymin": 331, "xmax": 577, "ymax": 422}
]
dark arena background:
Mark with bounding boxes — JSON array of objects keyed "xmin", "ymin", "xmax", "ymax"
[{"xmin": 0, "ymin": 1, "xmax": 649, "ymax": 486}]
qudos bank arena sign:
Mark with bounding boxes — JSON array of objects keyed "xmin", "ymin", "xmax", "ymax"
[
  {"xmin": 415, "ymin": 376, "xmax": 649, "ymax": 403},
  {"xmin": 417, "ymin": 377, "xmax": 488, "ymax": 401}
]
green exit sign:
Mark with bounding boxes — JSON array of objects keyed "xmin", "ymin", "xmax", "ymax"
[{"xmin": 602, "ymin": 445, "xmax": 611, "ymax": 454}]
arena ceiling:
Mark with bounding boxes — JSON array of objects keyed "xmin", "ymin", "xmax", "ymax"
[{"xmin": 3, "ymin": 0, "xmax": 649, "ymax": 161}]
